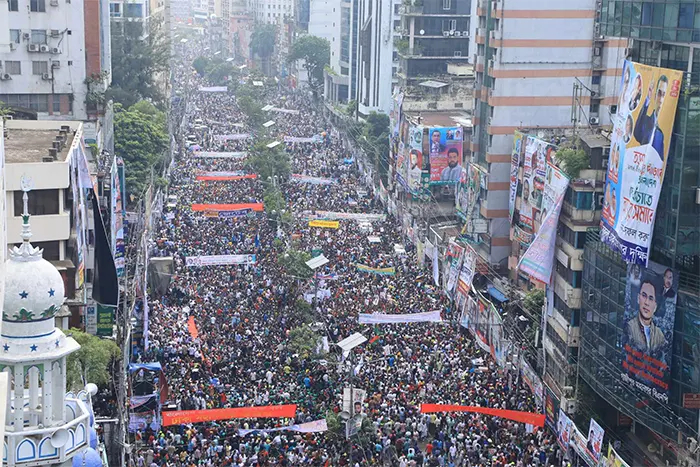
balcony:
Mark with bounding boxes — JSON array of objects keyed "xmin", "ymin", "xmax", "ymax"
[
  {"xmin": 560, "ymin": 201, "xmax": 599, "ymax": 226},
  {"xmin": 399, "ymin": 4, "xmax": 423, "ymax": 15},
  {"xmin": 475, "ymin": 28, "xmax": 485, "ymax": 45},
  {"xmin": 477, "ymin": 0, "xmax": 488, "ymax": 16},
  {"xmin": 553, "ymin": 270, "xmax": 582, "ymax": 309},
  {"xmin": 4, "ymin": 396, "xmax": 90, "ymax": 466}
]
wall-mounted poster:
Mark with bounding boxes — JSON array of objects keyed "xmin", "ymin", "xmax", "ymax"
[{"xmin": 428, "ymin": 127, "xmax": 463, "ymax": 184}]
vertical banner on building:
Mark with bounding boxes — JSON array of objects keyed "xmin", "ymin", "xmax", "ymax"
[
  {"xmin": 96, "ymin": 304, "xmax": 114, "ymax": 337},
  {"xmin": 111, "ymin": 158, "xmax": 125, "ymax": 277},
  {"xmin": 474, "ymin": 296, "xmax": 490, "ymax": 352},
  {"xmin": 542, "ymin": 162, "xmax": 570, "ymax": 221},
  {"xmin": 432, "ymin": 243, "xmax": 440, "ymax": 286},
  {"xmin": 602, "ymin": 443, "xmax": 632, "ymax": 467},
  {"xmin": 407, "ymin": 126, "xmax": 425, "ymax": 193},
  {"xmin": 509, "ymin": 131, "xmax": 524, "ymax": 223},
  {"xmin": 456, "ymin": 245, "xmax": 477, "ymax": 298},
  {"xmin": 396, "ymin": 118, "xmax": 409, "ymax": 189},
  {"xmin": 544, "ymin": 384, "xmax": 559, "ymax": 430},
  {"xmin": 556, "ymin": 408, "xmax": 573, "ymax": 450},
  {"xmin": 428, "ymin": 127, "xmax": 463, "ymax": 184},
  {"xmin": 519, "ymin": 137, "xmax": 547, "ymax": 229},
  {"xmin": 85, "ymin": 304, "xmax": 97, "ymax": 335},
  {"xmin": 620, "ymin": 261, "xmax": 678, "ymax": 403},
  {"xmin": 521, "ymin": 358, "xmax": 544, "ymax": 408},
  {"xmin": 585, "ymin": 418, "xmax": 605, "ymax": 465},
  {"xmin": 518, "ymin": 193, "xmax": 565, "ymax": 284},
  {"xmin": 600, "ymin": 60, "xmax": 683, "ymax": 265},
  {"xmin": 489, "ymin": 306, "xmax": 508, "ymax": 367},
  {"xmin": 445, "ymin": 241, "xmax": 464, "ymax": 294}
]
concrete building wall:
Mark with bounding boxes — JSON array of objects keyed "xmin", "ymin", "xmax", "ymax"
[{"xmin": 308, "ymin": 0, "xmax": 341, "ymax": 71}]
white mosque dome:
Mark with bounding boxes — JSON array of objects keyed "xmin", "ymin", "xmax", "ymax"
[{"xmin": 4, "ymin": 253, "xmax": 65, "ymax": 324}]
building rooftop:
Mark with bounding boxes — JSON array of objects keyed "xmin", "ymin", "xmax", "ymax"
[
  {"xmin": 579, "ymin": 131, "xmax": 612, "ymax": 149},
  {"xmin": 3, "ymin": 120, "xmax": 80, "ymax": 164},
  {"xmin": 405, "ymin": 110, "xmax": 472, "ymax": 128}
]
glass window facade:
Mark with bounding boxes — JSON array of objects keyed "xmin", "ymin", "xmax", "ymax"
[{"xmin": 599, "ymin": 1, "xmax": 699, "ymax": 41}]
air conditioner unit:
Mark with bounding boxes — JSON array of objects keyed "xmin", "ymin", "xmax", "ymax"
[
  {"xmin": 462, "ymin": 31, "xmax": 469, "ymax": 36},
  {"xmin": 51, "ymin": 47, "xmax": 61, "ymax": 54},
  {"xmin": 610, "ymin": 104, "xmax": 618, "ymax": 114},
  {"xmin": 442, "ymin": 31, "xmax": 450, "ymax": 37},
  {"xmin": 9, "ymin": 43, "xmax": 17, "ymax": 51},
  {"xmin": 0, "ymin": 73, "xmax": 11, "ymax": 80},
  {"xmin": 28, "ymin": 44, "xmax": 40, "ymax": 52},
  {"xmin": 51, "ymin": 60, "xmax": 60, "ymax": 68},
  {"xmin": 449, "ymin": 30, "xmax": 455, "ymax": 36},
  {"xmin": 454, "ymin": 51, "xmax": 462, "ymax": 57},
  {"xmin": 40, "ymin": 44, "xmax": 50, "ymax": 53},
  {"xmin": 50, "ymin": 0, "xmax": 59, "ymax": 5},
  {"xmin": 589, "ymin": 117, "xmax": 599, "ymax": 125},
  {"xmin": 454, "ymin": 31, "xmax": 461, "ymax": 37},
  {"xmin": 50, "ymin": 29, "xmax": 60, "ymax": 37},
  {"xmin": 42, "ymin": 72, "xmax": 52, "ymax": 80},
  {"xmin": 23, "ymin": 32, "xmax": 30, "ymax": 40},
  {"xmin": 593, "ymin": 47, "xmax": 601, "ymax": 56}
]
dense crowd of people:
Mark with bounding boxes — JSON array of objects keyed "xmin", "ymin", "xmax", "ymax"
[{"xmin": 129, "ymin": 39, "xmax": 562, "ymax": 467}]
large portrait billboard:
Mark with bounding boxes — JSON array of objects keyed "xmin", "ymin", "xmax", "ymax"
[
  {"xmin": 601, "ymin": 60, "xmax": 683, "ymax": 265},
  {"xmin": 519, "ymin": 136, "xmax": 548, "ymax": 230},
  {"xmin": 407, "ymin": 126, "xmax": 424, "ymax": 192},
  {"xmin": 428, "ymin": 127, "xmax": 463, "ymax": 184},
  {"xmin": 620, "ymin": 261, "xmax": 678, "ymax": 403}
]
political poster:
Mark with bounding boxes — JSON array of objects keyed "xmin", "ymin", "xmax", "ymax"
[
  {"xmin": 571, "ymin": 425, "xmax": 597, "ymax": 467},
  {"xmin": 541, "ymin": 162, "xmax": 570, "ymax": 222},
  {"xmin": 456, "ymin": 245, "xmax": 477, "ymax": 297},
  {"xmin": 445, "ymin": 241, "xmax": 464, "ymax": 294},
  {"xmin": 110, "ymin": 158, "xmax": 125, "ymax": 277},
  {"xmin": 185, "ymin": 254, "xmax": 257, "ymax": 267},
  {"xmin": 473, "ymin": 297, "xmax": 490, "ymax": 352},
  {"xmin": 600, "ymin": 60, "xmax": 683, "ymax": 265},
  {"xmin": 489, "ymin": 306, "xmax": 508, "ymax": 367},
  {"xmin": 556, "ymin": 409, "xmax": 573, "ymax": 450},
  {"xmin": 585, "ymin": 418, "xmax": 605, "ymax": 464},
  {"xmin": 428, "ymin": 127, "xmax": 463, "ymax": 184},
  {"xmin": 520, "ymin": 359, "xmax": 544, "ymax": 408},
  {"xmin": 602, "ymin": 443, "xmax": 632, "ymax": 467},
  {"xmin": 309, "ymin": 220, "xmax": 340, "ymax": 229},
  {"xmin": 620, "ymin": 261, "xmax": 678, "ymax": 403},
  {"xmin": 355, "ymin": 264, "xmax": 396, "ymax": 275},
  {"xmin": 407, "ymin": 125, "xmax": 424, "ymax": 192},
  {"xmin": 519, "ymin": 136, "xmax": 547, "ymax": 230},
  {"xmin": 509, "ymin": 131, "xmax": 524, "ymax": 223},
  {"xmin": 518, "ymin": 193, "xmax": 565, "ymax": 284}
]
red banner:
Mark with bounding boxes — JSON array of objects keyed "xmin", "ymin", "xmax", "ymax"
[
  {"xmin": 420, "ymin": 404, "xmax": 545, "ymax": 427},
  {"xmin": 196, "ymin": 174, "xmax": 258, "ymax": 181},
  {"xmin": 191, "ymin": 203, "xmax": 264, "ymax": 212},
  {"xmin": 162, "ymin": 404, "xmax": 298, "ymax": 426},
  {"xmin": 187, "ymin": 316, "xmax": 199, "ymax": 339}
]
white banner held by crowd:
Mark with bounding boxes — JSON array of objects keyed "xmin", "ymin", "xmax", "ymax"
[
  {"xmin": 238, "ymin": 419, "xmax": 328, "ymax": 436},
  {"xmin": 198, "ymin": 86, "xmax": 228, "ymax": 92},
  {"xmin": 358, "ymin": 310, "xmax": 442, "ymax": 325},
  {"xmin": 185, "ymin": 254, "xmax": 257, "ymax": 267},
  {"xmin": 214, "ymin": 134, "xmax": 251, "ymax": 141},
  {"xmin": 193, "ymin": 152, "xmax": 247, "ymax": 159}
]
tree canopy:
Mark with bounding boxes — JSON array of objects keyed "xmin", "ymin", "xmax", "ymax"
[
  {"xmin": 66, "ymin": 328, "xmax": 121, "ymax": 391},
  {"xmin": 246, "ymin": 140, "xmax": 291, "ymax": 181},
  {"xmin": 279, "ymin": 249, "xmax": 313, "ymax": 280},
  {"xmin": 288, "ymin": 35, "xmax": 330, "ymax": 93},
  {"xmin": 287, "ymin": 325, "xmax": 320, "ymax": 358},
  {"xmin": 114, "ymin": 101, "xmax": 168, "ymax": 198},
  {"xmin": 250, "ymin": 24, "xmax": 277, "ymax": 74},
  {"xmin": 358, "ymin": 112, "xmax": 390, "ymax": 183},
  {"xmin": 109, "ymin": 20, "xmax": 170, "ymax": 108}
]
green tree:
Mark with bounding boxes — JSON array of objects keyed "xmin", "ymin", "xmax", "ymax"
[
  {"xmin": 114, "ymin": 102, "xmax": 168, "ymax": 198},
  {"xmin": 287, "ymin": 325, "xmax": 320, "ymax": 358},
  {"xmin": 288, "ymin": 35, "xmax": 330, "ymax": 95},
  {"xmin": 109, "ymin": 19, "xmax": 170, "ymax": 108},
  {"xmin": 192, "ymin": 56, "xmax": 210, "ymax": 76},
  {"xmin": 557, "ymin": 147, "xmax": 589, "ymax": 179},
  {"xmin": 524, "ymin": 289, "xmax": 545, "ymax": 316},
  {"xmin": 279, "ymin": 249, "xmax": 313, "ymax": 280},
  {"xmin": 295, "ymin": 299, "xmax": 316, "ymax": 324},
  {"xmin": 207, "ymin": 61, "xmax": 238, "ymax": 86},
  {"xmin": 66, "ymin": 329, "xmax": 121, "ymax": 391},
  {"xmin": 250, "ymin": 23, "xmax": 277, "ymax": 75},
  {"xmin": 359, "ymin": 112, "xmax": 391, "ymax": 184},
  {"xmin": 246, "ymin": 140, "xmax": 291, "ymax": 181},
  {"xmin": 264, "ymin": 186, "xmax": 287, "ymax": 214}
]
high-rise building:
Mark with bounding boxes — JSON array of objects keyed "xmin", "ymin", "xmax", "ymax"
[
  {"xmin": 248, "ymin": 0, "xmax": 294, "ymax": 24},
  {"xmin": 396, "ymin": 0, "xmax": 473, "ymax": 113},
  {"xmin": 470, "ymin": 0, "xmax": 627, "ymax": 271},
  {"xmin": 577, "ymin": 3, "xmax": 700, "ymax": 465},
  {"xmin": 354, "ymin": 0, "xmax": 401, "ymax": 116}
]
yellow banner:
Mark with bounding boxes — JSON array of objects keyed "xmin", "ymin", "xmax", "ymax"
[{"xmin": 309, "ymin": 220, "xmax": 340, "ymax": 229}]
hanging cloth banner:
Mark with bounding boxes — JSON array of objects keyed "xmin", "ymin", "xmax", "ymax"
[
  {"xmin": 192, "ymin": 152, "xmax": 248, "ymax": 159},
  {"xmin": 271, "ymin": 107, "xmax": 301, "ymax": 115},
  {"xmin": 291, "ymin": 174, "xmax": 337, "ymax": 185},
  {"xmin": 187, "ymin": 316, "xmax": 199, "ymax": 340},
  {"xmin": 238, "ymin": 419, "xmax": 327, "ymax": 436},
  {"xmin": 517, "ymin": 193, "xmax": 565, "ymax": 284},
  {"xmin": 420, "ymin": 404, "xmax": 545, "ymax": 427},
  {"xmin": 303, "ymin": 211, "xmax": 386, "ymax": 222},
  {"xmin": 197, "ymin": 171, "xmax": 247, "ymax": 177},
  {"xmin": 196, "ymin": 174, "xmax": 258, "ymax": 181},
  {"xmin": 359, "ymin": 310, "xmax": 442, "ymax": 324},
  {"xmin": 162, "ymin": 404, "xmax": 298, "ymax": 426},
  {"xmin": 191, "ymin": 203, "xmax": 264, "ymax": 212},
  {"xmin": 355, "ymin": 264, "xmax": 396, "ymax": 275},
  {"xmin": 185, "ymin": 254, "xmax": 257, "ymax": 267},
  {"xmin": 309, "ymin": 220, "xmax": 340, "ymax": 229},
  {"xmin": 198, "ymin": 86, "xmax": 228, "ymax": 92},
  {"xmin": 284, "ymin": 135, "xmax": 322, "ymax": 143},
  {"xmin": 214, "ymin": 134, "xmax": 251, "ymax": 141}
]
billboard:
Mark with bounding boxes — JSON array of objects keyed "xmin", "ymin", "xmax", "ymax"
[
  {"xmin": 519, "ymin": 136, "xmax": 548, "ymax": 229},
  {"xmin": 556, "ymin": 408, "xmax": 573, "ymax": 451},
  {"xmin": 407, "ymin": 126, "xmax": 425, "ymax": 192},
  {"xmin": 585, "ymin": 418, "xmax": 605, "ymax": 465},
  {"xmin": 111, "ymin": 158, "xmax": 125, "ymax": 277},
  {"xmin": 601, "ymin": 60, "xmax": 683, "ymax": 265},
  {"xmin": 508, "ymin": 131, "xmax": 524, "ymax": 223},
  {"xmin": 542, "ymin": 161, "xmax": 570, "ymax": 221},
  {"xmin": 428, "ymin": 127, "xmax": 463, "ymax": 184},
  {"xmin": 456, "ymin": 245, "xmax": 477, "ymax": 297},
  {"xmin": 620, "ymin": 261, "xmax": 678, "ymax": 403},
  {"xmin": 444, "ymin": 241, "xmax": 464, "ymax": 294}
]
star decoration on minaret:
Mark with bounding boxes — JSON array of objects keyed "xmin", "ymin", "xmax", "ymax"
[
  {"xmin": 30, "ymin": 345, "xmax": 38, "ymax": 352},
  {"xmin": 2, "ymin": 344, "xmax": 9, "ymax": 352},
  {"xmin": 55, "ymin": 339, "xmax": 60, "ymax": 348},
  {"xmin": 48, "ymin": 288, "xmax": 55, "ymax": 297},
  {"xmin": 19, "ymin": 291, "xmax": 28, "ymax": 299}
]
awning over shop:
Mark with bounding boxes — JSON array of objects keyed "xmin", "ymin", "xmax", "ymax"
[{"xmin": 487, "ymin": 285, "xmax": 508, "ymax": 303}]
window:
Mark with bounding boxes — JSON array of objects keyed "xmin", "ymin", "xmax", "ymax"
[
  {"xmin": 679, "ymin": 3, "xmax": 694, "ymax": 29},
  {"xmin": 14, "ymin": 189, "xmax": 59, "ymax": 216},
  {"xmin": 110, "ymin": 3, "xmax": 121, "ymax": 16},
  {"xmin": 32, "ymin": 61, "xmax": 48, "ymax": 75},
  {"xmin": 30, "ymin": 241, "xmax": 60, "ymax": 261},
  {"xmin": 442, "ymin": 0, "xmax": 451, "ymax": 10},
  {"xmin": 31, "ymin": 29, "xmax": 47, "ymax": 44},
  {"xmin": 30, "ymin": 0, "xmax": 46, "ymax": 11},
  {"xmin": 53, "ymin": 94, "xmax": 61, "ymax": 113},
  {"xmin": 124, "ymin": 3, "xmax": 143, "ymax": 17},
  {"xmin": 8, "ymin": 0, "xmax": 18, "ymax": 11},
  {"xmin": 9, "ymin": 29, "xmax": 20, "ymax": 44},
  {"xmin": 5, "ymin": 61, "xmax": 21, "ymax": 75}
]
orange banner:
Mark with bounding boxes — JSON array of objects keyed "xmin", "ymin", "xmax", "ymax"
[
  {"xmin": 187, "ymin": 316, "xmax": 199, "ymax": 339},
  {"xmin": 191, "ymin": 203, "xmax": 264, "ymax": 212},
  {"xmin": 162, "ymin": 404, "xmax": 298, "ymax": 426},
  {"xmin": 420, "ymin": 404, "xmax": 545, "ymax": 427},
  {"xmin": 196, "ymin": 174, "xmax": 258, "ymax": 181}
]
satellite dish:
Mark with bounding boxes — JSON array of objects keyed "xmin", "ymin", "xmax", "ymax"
[
  {"xmin": 419, "ymin": 29, "xmax": 425, "ymax": 35},
  {"xmin": 85, "ymin": 383, "xmax": 98, "ymax": 396},
  {"xmin": 50, "ymin": 429, "xmax": 69, "ymax": 448}
]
